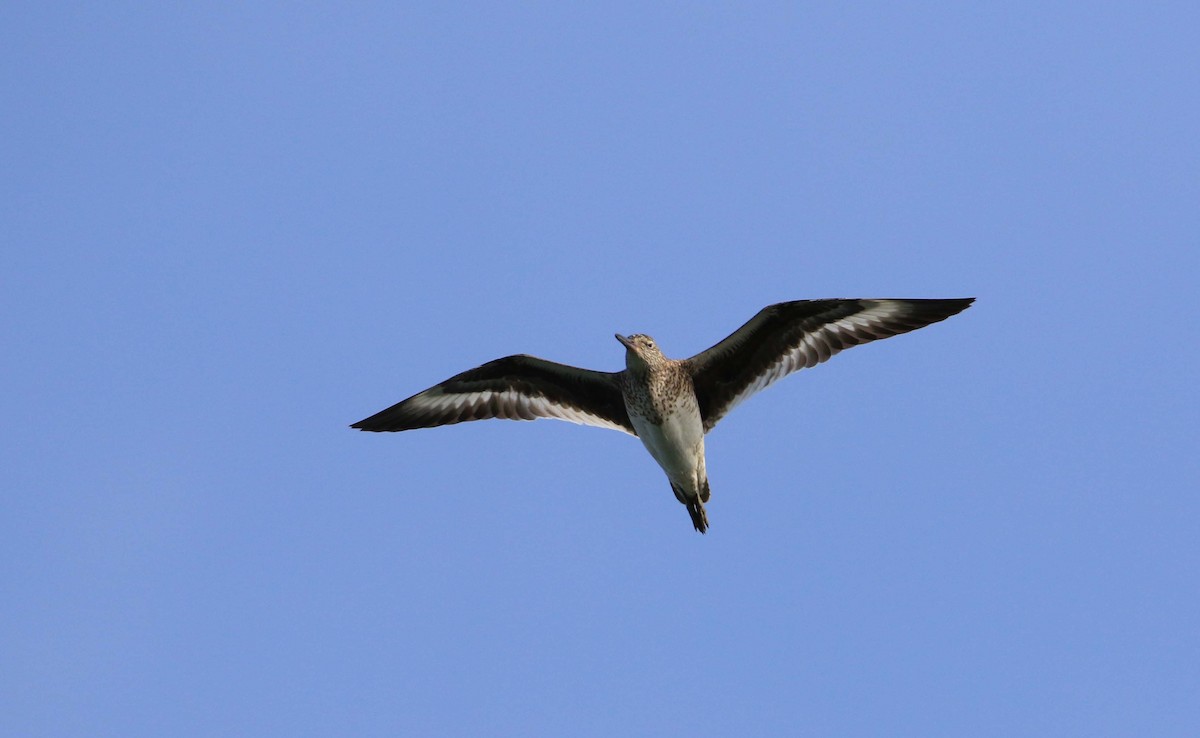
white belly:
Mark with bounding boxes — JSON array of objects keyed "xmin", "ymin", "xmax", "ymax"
[{"xmin": 629, "ymin": 396, "xmax": 707, "ymax": 493}]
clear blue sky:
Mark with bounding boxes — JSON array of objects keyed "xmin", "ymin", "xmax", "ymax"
[{"xmin": 3, "ymin": 3, "xmax": 1197, "ymax": 736}]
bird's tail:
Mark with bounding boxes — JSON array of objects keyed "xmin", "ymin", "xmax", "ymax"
[
  {"xmin": 672, "ymin": 478, "xmax": 711, "ymax": 534},
  {"xmin": 686, "ymin": 499, "xmax": 709, "ymax": 533}
]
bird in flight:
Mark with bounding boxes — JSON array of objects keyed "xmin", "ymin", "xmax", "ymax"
[{"xmin": 353, "ymin": 298, "xmax": 973, "ymax": 533}]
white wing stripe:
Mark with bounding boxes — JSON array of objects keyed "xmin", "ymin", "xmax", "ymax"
[{"xmin": 408, "ymin": 388, "xmax": 635, "ymax": 435}]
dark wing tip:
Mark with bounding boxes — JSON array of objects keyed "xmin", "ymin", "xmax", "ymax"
[
  {"xmin": 349, "ymin": 401, "xmax": 426, "ymax": 432},
  {"xmin": 904, "ymin": 297, "xmax": 975, "ymax": 321},
  {"xmin": 859, "ymin": 297, "xmax": 974, "ymax": 337}
]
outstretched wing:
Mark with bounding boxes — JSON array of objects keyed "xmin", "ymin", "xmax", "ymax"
[
  {"xmin": 352, "ymin": 354, "xmax": 636, "ymax": 436},
  {"xmin": 687, "ymin": 298, "xmax": 974, "ymax": 432}
]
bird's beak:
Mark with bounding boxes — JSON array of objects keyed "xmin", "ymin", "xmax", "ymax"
[{"xmin": 615, "ymin": 333, "xmax": 633, "ymax": 349}]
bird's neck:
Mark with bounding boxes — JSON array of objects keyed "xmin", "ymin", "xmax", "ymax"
[{"xmin": 625, "ymin": 359, "xmax": 663, "ymax": 382}]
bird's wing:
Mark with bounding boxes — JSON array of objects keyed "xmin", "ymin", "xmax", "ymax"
[
  {"xmin": 352, "ymin": 354, "xmax": 636, "ymax": 436},
  {"xmin": 687, "ymin": 298, "xmax": 974, "ymax": 432}
]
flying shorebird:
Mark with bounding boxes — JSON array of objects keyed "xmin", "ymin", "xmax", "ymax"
[{"xmin": 352, "ymin": 298, "xmax": 973, "ymax": 533}]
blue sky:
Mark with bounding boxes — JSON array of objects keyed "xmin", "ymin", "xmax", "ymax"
[{"xmin": 3, "ymin": 3, "xmax": 1197, "ymax": 735}]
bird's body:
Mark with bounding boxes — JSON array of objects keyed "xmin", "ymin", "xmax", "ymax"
[
  {"xmin": 617, "ymin": 337, "xmax": 711, "ymax": 530},
  {"xmin": 353, "ymin": 298, "xmax": 973, "ymax": 532}
]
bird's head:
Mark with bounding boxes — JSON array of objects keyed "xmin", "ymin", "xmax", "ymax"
[{"xmin": 615, "ymin": 333, "xmax": 666, "ymax": 371}]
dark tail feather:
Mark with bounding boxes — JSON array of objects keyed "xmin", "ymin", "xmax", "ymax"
[
  {"xmin": 672, "ymin": 481, "xmax": 710, "ymax": 534},
  {"xmin": 686, "ymin": 500, "xmax": 709, "ymax": 534}
]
